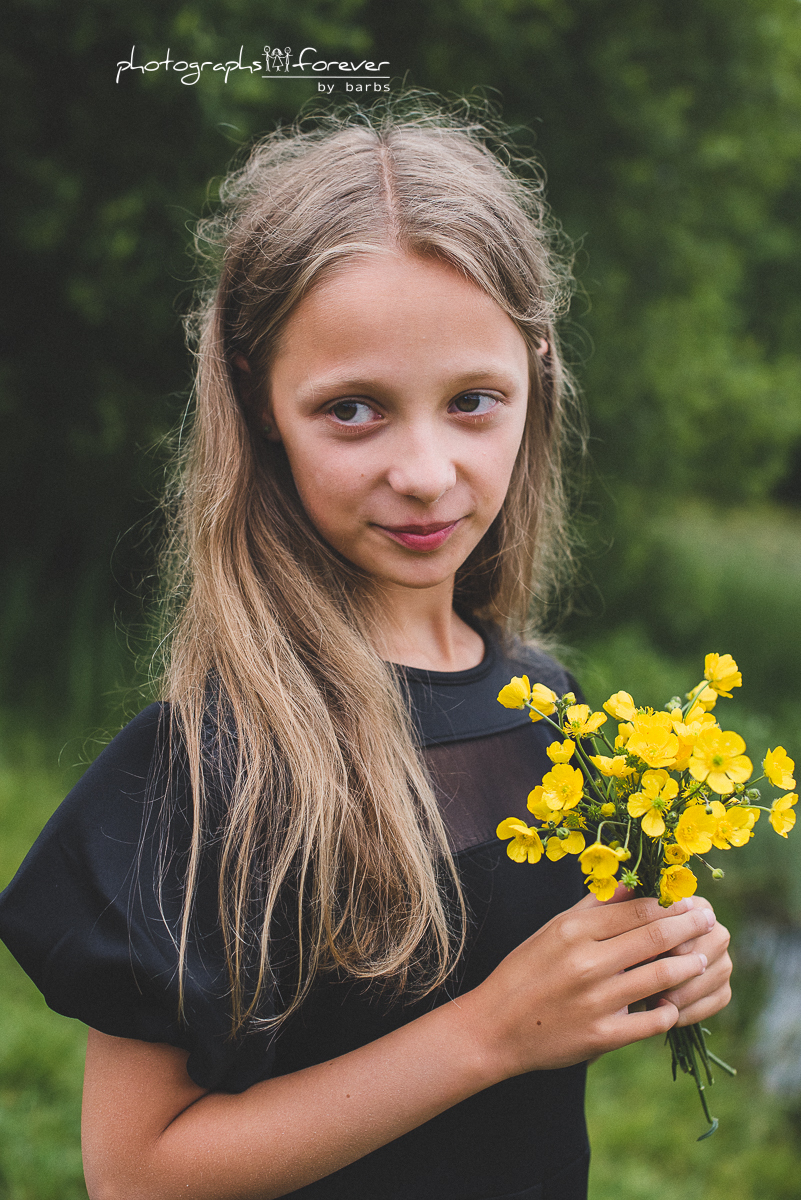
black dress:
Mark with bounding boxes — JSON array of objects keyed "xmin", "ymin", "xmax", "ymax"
[{"xmin": 0, "ymin": 628, "xmax": 590, "ymax": 1200}]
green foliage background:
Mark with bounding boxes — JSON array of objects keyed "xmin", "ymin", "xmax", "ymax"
[{"xmin": 2, "ymin": 0, "xmax": 801, "ymax": 1195}]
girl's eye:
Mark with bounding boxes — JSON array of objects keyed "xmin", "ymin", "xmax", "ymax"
[
  {"xmin": 329, "ymin": 400, "xmax": 378, "ymax": 425},
  {"xmin": 450, "ymin": 392, "xmax": 497, "ymax": 415}
]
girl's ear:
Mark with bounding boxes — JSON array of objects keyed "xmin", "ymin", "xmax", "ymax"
[
  {"xmin": 233, "ymin": 354, "xmax": 282, "ymax": 443},
  {"xmin": 233, "ymin": 353, "xmax": 255, "ymax": 403}
]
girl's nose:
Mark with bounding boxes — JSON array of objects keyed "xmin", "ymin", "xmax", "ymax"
[{"xmin": 385, "ymin": 434, "xmax": 457, "ymax": 504}]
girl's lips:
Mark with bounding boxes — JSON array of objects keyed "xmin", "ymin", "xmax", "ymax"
[{"xmin": 377, "ymin": 520, "xmax": 461, "ymax": 552}]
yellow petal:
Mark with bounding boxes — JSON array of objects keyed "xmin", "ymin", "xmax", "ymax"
[
  {"xmin": 763, "ymin": 747, "xmax": 796, "ymax": 790},
  {"xmin": 587, "ymin": 875, "xmax": 618, "ymax": 901},
  {"xmin": 497, "ymin": 817, "xmax": 531, "ymax": 839},
  {"xmin": 603, "ymin": 691, "xmax": 637, "ymax": 721},
  {"xmin": 546, "ymin": 739, "xmax": 576, "ymax": 764},
  {"xmin": 498, "ymin": 675, "xmax": 531, "ymax": 709}
]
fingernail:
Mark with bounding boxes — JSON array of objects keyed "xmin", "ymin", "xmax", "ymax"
[
  {"xmin": 699, "ymin": 953, "xmax": 708, "ymax": 970},
  {"xmin": 705, "ymin": 909, "xmax": 716, "ymax": 928}
]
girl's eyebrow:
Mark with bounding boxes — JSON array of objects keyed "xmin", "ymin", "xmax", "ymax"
[{"xmin": 294, "ymin": 363, "xmax": 524, "ymax": 404}]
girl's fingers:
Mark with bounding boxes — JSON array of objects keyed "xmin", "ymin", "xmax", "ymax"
[
  {"xmin": 610, "ymin": 949, "xmax": 709, "ymax": 1012},
  {"xmin": 667, "ymin": 911, "xmax": 730, "ymax": 962},
  {"xmin": 578, "ymin": 894, "xmax": 709, "ymax": 945},
  {"xmin": 597, "ymin": 997, "xmax": 680, "ymax": 1052},
  {"xmin": 604, "ymin": 904, "xmax": 715, "ymax": 972},
  {"xmin": 672, "ymin": 982, "xmax": 733, "ymax": 1027},
  {"xmin": 662, "ymin": 945, "xmax": 732, "ymax": 1011}
]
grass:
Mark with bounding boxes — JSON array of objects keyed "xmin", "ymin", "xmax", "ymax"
[
  {"xmin": 0, "ymin": 724, "xmax": 90, "ymax": 1200},
  {"xmin": 587, "ymin": 1032, "xmax": 801, "ymax": 1200}
]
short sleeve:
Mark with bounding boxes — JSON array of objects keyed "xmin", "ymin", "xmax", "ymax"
[{"xmin": 0, "ymin": 704, "xmax": 278, "ymax": 1093}]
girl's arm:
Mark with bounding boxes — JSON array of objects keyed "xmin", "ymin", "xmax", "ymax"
[{"xmin": 82, "ymin": 894, "xmax": 719, "ymax": 1200}]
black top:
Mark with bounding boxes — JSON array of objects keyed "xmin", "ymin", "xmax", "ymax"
[{"xmin": 0, "ymin": 628, "xmax": 589, "ymax": 1200}]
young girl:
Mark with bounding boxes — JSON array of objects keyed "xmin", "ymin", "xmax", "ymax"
[{"xmin": 0, "ymin": 106, "xmax": 731, "ymax": 1200}]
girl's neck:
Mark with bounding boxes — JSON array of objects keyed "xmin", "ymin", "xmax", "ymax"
[{"xmin": 368, "ymin": 582, "xmax": 485, "ymax": 672}]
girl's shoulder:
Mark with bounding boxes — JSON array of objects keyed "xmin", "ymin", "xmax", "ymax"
[
  {"xmin": 0, "ymin": 704, "xmax": 196, "ymax": 1049},
  {"xmin": 0, "ymin": 702, "xmax": 280, "ymax": 1091}
]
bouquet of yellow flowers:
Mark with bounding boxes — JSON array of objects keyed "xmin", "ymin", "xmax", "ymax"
[{"xmin": 496, "ymin": 653, "xmax": 797, "ymax": 1138}]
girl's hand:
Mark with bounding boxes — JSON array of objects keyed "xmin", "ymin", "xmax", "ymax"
[
  {"xmin": 661, "ymin": 894, "xmax": 732, "ymax": 1026},
  {"xmin": 458, "ymin": 891, "xmax": 715, "ymax": 1080}
]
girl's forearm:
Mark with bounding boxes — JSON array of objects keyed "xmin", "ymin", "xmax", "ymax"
[{"xmin": 82, "ymin": 996, "xmax": 498, "ymax": 1200}]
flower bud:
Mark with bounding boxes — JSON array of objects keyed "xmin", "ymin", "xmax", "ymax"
[
  {"xmin": 746, "ymin": 788, "xmax": 761, "ymax": 802},
  {"xmin": 711, "ymin": 868, "xmax": 725, "ymax": 880},
  {"xmin": 562, "ymin": 691, "xmax": 576, "ymax": 705},
  {"xmin": 666, "ymin": 697, "xmax": 682, "ymax": 712}
]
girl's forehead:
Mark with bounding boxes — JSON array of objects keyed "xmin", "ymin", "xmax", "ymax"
[{"xmin": 273, "ymin": 252, "xmax": 527, "ymax": 367}]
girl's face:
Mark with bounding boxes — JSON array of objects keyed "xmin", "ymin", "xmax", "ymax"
[{"xmin": 264, "ymin": 252, "xmax": 530, "ymax": 595}]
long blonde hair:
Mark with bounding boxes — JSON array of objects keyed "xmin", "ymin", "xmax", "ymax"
[{"xmin": 157, "ymin": 100, "xmax": 580, "ymax": 1035}]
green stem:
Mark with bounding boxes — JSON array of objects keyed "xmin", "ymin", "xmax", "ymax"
[
  {"xmin": 682, "ymin": 681, "xmax": 709, "ymax": 718},
  {"xmin": 667, "ymin": 1023, "xmax": 727, "ymax": 1140},
  {"xmin": 572, "ymin": 737, "xmax": 611, "ymax": 805}
]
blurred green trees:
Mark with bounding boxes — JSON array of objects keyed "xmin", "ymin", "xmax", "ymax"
[{"xmin": 2, "ymin": 0, "xmax": 801, "ymax": 716}]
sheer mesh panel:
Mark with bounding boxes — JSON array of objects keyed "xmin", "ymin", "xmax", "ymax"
[{"xmin": 424, "ymin": 724, "xmax": 543, "ymax": 854}]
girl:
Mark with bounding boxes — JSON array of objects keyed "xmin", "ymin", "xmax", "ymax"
[{"xmin": 0, "ymin": 105, "xmax": 731, "ymax": 1200}]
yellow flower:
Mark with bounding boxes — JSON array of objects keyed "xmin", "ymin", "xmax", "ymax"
[
  {"xmin": 660, "ymin": 865, "xmax": 698, "ymax": 906},
  {"xmin": 627, "ymin": 769, "xmax": 679, "ymax": 838},
  {"xmin": 528, "ymin": 683, "xmax": 559, "ymax": 722},
  {"xmin": 563, "ymin": 704, "xmax": 607, "ymax": 737},
  {"xmin": 497, "ymin": 818, "xmax": 545, "ymax": 862},
  {"xmin": 540, "ymin": 763, "xmax": 585, "ymax": 812},
  {"xmin": 689, "ymin": 729, "xmax": 752, "ymax": 795},
  {"xmin": 626, "ymin": 712, "xmax": 679, "ymax": 769},
  {"xmin": 526, "ymin": 785, "xmax": 555, "ymax": 823},
  {"xmin": 546, "ymin": 739, "xmax": 576, "ymax": 764},
  {"xmin": 600, "ymin": 802, "xmax": 616, "ymax": 816},
  {"xmin": 769, "ymin": 793, "xmax": 798, "ymax": 837},
  {"xmin": 664, "ymin": 842, "xmax": 690, "ymax": 865},
  {"xmin": 615, "ymin": 722, "xmax": 634, "ymax": 749},
  {"xmin": 579, "ymin": 842, "xmax": 620, "ymax": 879},
  {"xmin": 546, "ymin": 830, "xmax": 586, "ymax": 861},
  {"xmin": 670, "ymin": 708, "xmax": 718, "ymax": 769},
  {"xmin": 763, "ymin": 747, "xmax": 796, "ymax": 791},
  {"xmin": 586, "ymin": 874, "xmax": 618, "ymax": 901},
  {"xmin": 707, "ymin": 799, "xmax": 754, "ymax": 849},
  {"xmin": 497, "ymin": 675, "xmax": 531, "ymax": 709},
  {"xmin": 589, "ymin": 754, "xmax": 635, "ymax": 778},
  {"xmin": 603, "ymin": 691, "xmax": 637, "ymax": 722},
  {"xmin": 675, "ymin": 804, "xmax": 718, "ymax": 856},
  {"xmin": 704, "ymin": 653, "xmax": 742, "ymax": 698}
]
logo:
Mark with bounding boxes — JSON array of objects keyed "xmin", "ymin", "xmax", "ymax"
[{"xmin": 116, "ymin": 46, "xmax": 391, "ymax": 91}]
